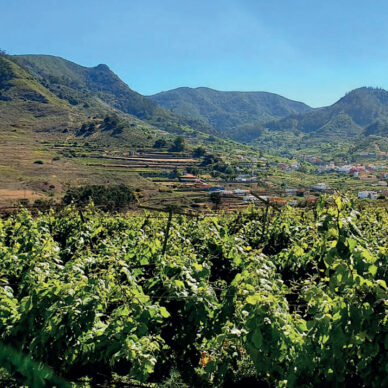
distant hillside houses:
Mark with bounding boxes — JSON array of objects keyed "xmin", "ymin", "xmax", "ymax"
[
  {"xmin": 235, "ymin": 175, "xmax": 258, "ymax": 183},
  {"xmin": 209, "ymin": 186, "xmax": 225, "ymax": 193},
  {"xmin": 358, "ymin": 187, "xmax": 388, "ymax": 199},
  {"xmin": 233, "ymin": 189, "xmax": 250, "ymax": 195},
  {"xmin": 179, "ymin": 174, "xmax": 199, "ymax": 182},
  {"xmin": 318, "ymin": 163, "xmax": 386, "ymax": 177},
  {"xmin": 311, "ymin": 183, "xmax": 329, "ymax": 192},
  {"xmin": 243, "ymin": 194, "xmax": 259, "ymax": 202},
  {"xmin": 274, "ymin": 162, "xmax": 300, "ymax": 172},
  {"xmin": 297, "ymin": 155, "xmax": 324, "ymax": 164},
  {"xmin": 285, "ymin": 188, "xmax": 298, "ymax": 196},
  {"xmin": 358, "ymin": 191, "xmax": 378, "ymax": 200},
  {"xmin": 357, "ymin": 152, "xmax": 377, "ymax": 157}
]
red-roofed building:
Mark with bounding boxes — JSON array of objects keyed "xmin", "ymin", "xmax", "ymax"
[{"xmin": 179, "ymin": 174, "xmax": 199, "ymax": 182}]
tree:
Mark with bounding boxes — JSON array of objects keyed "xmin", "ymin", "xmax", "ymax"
[
  {"xmin": 169, "ymin": 136, "xmax": 185, "ymax": 152},
  {"xmin": 63, "ymin": 185, "xmax": 135, "ymax": 211},
  {"xmin": 153, "ymin": 139, "xmax": 167, "ymax": 149},
  {"xmin": 201, "ymin": 154, "xmax": 219, "ymax": 166},
  {"xmin": 103, "ymin": 115, "xmax": 119, "ymax": 129},
  {"xmin": 210, "ymin": 192, "xmax": 222, "ymax": 210},
  {"xmin": 187, "ymin": 166, "xmax": 199, "ymax": 175},
  {"xmin": 193, "ymin": 146, "xmax": 206, "ymax": 158},
  {"xmin": 170, "ymin": 167, "xmax": 180, "ymax": 178}
]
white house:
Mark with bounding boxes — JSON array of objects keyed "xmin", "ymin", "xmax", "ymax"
[
  {"xmin": 337, "ymin": 165, "xmax": 352, "ymax": 173},
  {"xmin": 358, "ymin": 191, "xmax": 378, "ymax": 200},
  {"xmin": 233, "ymin": 189, "xmax": 249, "ymax": 195},
  {"xmin": 311, "ymin": 183, "xmax": 329, "ymax": 192},
  {"xmin": 285, "ymin": 188, "xmax": 298, "ymax": 196},
  {"xmin": 243, "ymin": 195, "xmax": 259, "ymax": 202}
]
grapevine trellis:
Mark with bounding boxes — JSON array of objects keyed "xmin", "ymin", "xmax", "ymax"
[{"xmin": 0, "ymin": 196, "xmax": 387, "ymax": 387}]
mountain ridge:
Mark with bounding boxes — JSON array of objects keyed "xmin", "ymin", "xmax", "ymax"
[
  {"xmin": 266, "ymin": 87, "xmax": 388, "ymax": 138},
  {"xmin": 151, "ymin": 85, "xmax": 388, "ymax": 145},
  {"xmin": 2, "ymin": 53, "xmax": 388, "ymax": 149},
  {"xmin": 149, "ymin": 86, "xmax": 312, "ymax": 139},
  {"xmin": 12, "ymin": 54, "xmax": 217, "ymax": 136}
]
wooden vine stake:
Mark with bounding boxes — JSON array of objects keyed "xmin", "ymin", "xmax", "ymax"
[{"xmin": 162, "ymin": 207, "xmax": 174, "ymax": 255}]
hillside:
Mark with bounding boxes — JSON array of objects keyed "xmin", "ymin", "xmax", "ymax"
[
  {"xmin": 0, "ymin": 54, "xmax": 78, "ymax": 131},
  {"xmin": 362, "ymin": 120, "xmax": 388, "ymax": 137},
  {"xmin": 150, "ymin": 86, "xmax": 388, "ymax": 149},
  {"xmin": 0, "ymin": 54, "xmax": 180, "ymax": 147},
  {"xmin": 149, "ymin": 87, "xmax": 312, "ymax": 138},
  {"xmin": 12, "ymin": 55, "xmax": 215, "ymax": 135},
  {"xmin": 1, "ymin": 52, "xmax": 387, "ymax": 205},
  {"xmin": 0, "ymin": 54, "xmax": 239, "ymax": 205},
  {"xmin": 0, "ymin": 54, "xmax": 165, "ymax": 202},
  {"xmin": 266, "ymin": 87, "xmax": 388, "ymax": 139}
]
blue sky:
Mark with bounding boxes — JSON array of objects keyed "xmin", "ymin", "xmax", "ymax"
[{"xmin": 2, "ymin": 0, "xmax": 388, "ymax": 107}]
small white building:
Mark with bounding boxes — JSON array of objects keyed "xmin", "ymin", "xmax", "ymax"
[
  {"xmin": 233, "ymin": 189, "xmax": 249, "ymax": 195},
  {"xmin": 358, "ymin": 191, "xmax": 378, "ymax": 200},
  {"xmin": 285, "ymin": 188, "xmax": 298, "ymax": 196},
  {"xmin": 235, "ymin": 175, "xmax": 257, "ymax": 183},
  {"xmin": 243, "ymin": 195, "xmax": 259, "ymax": 202},
  {"xmin": 311, "ymin": 183, "xmax": 329, "ymax": 192},
  {"xmin": 337, "ymin": 165, "xmax": 352, "ymax": 173}
]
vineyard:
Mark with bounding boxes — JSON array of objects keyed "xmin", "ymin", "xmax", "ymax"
[{"xmin": 0, "ymin": 197, "xmax": 387, "ymax": 387}]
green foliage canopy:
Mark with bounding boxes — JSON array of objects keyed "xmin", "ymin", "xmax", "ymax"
[{"xmin": 0, "ymin": 197, "xmax": 387, "ymax": 386}]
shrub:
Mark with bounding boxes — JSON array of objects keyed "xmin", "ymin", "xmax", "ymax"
[
  {"xmin": 153, "ymin": 139, "xmax": 167, "ymax": 148},
  {"xmin": 169, "ymin": 136, "xmax": 185, "ymax": 152},
  {"xmin": 63, "ymin": 184, "xmax": 135, "ymax": 211}
]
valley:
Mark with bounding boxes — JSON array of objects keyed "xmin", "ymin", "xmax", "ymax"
[
  {"xmin": 1, "ymin": 2, "xmax": 388, "ymax": 386},
  {"xmin": 0, "ymin": 52, "xmax": 387, "ymax": 211}
]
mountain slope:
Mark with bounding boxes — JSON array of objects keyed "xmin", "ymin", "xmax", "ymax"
[
  {"xmin": 0, "ymin": 54, "xmax": 168, "ymax": 144},
  {"xmin": 0, "ymin": 54, "xmax": 85, "ymax": 135},
  {"xmin": 12, "ymin": 55, "xmax": 216, "ymax": 135},
  {"xmin": 267, "ymin": 87, "xmax": 388, "ymax": 139},
  {"xmin": 0, "ymin": 54, "xmax": 234, "ymax": 205},
  {"xmin": 149, "ymin": 86, "xmax": 312, "ymax": 137},
  {"xmin": 362, "ymin": 120, "xmax": 388, "ymax": 137}
]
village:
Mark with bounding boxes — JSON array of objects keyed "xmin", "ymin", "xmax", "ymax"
[
  {"xmin": 268, "ymin": 154, "xmax": 388, "ymax": 201},
  {"xmin": 77, "ymin": 146, "xmax": 388, "ymax": 210}
]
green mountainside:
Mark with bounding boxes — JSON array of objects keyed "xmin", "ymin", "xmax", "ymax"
[
  {"xmin": 1, "ymin": 52, "xmax": 387, "ymax": 204},
  {"xmin": 5, "ymin": 54, "xmax": 388, "ymax": 149},
  {"xmin": 150, "ymin": 86, "xmax": 388, "ymax": 150},
  {"xmin": 0, "ymin": 54, "xmax": 164, "ymax": 197},
  {"xmin": 12, "ymin": 55, "xmax": 215, "ymax": 135},
  {"xmin": 266, "ymin": 87, "xmax": 388, "ymax": 138},
  {"xmin": 363, "ymin": 120, "xmax": 388, "ymax": 137},
  {"xmin": 1, "ymin": 53, "xmax": 227, "ymax": 155},
  {"xmin": 149, "ymin": 87, "xmax": 312, "ymax": 138},
  {"xmin": 0, "ymin": 54, "xmax": 235, "ymax": 204},
  {"xmin": 0, "ymin": 54, "xmax": 170, "ymax": 146},
  {"xmin": 0, "ymin": 54, "xmax": 78, "ymax": 131}
]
